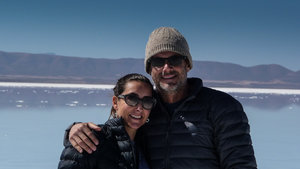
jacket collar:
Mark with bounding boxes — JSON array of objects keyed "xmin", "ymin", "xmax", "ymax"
[{"xmin": 186, "ymin": 77, "xmax": 203, "ymax": 99}]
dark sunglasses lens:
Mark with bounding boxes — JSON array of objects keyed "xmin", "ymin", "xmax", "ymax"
[
  {"xmin": 150, "ymin": 58, "xmax": 165, "ymax": 67},
  {"xmin": 142, "ymin": 97, "xmax": 155, "ymax": 109},
  {"xmin": 150, "ymin": 55, "xmax": 185, "ymax": 68},
  {"xmin": 125, "ymin": 95, "xmax": 138, "ymax": 106},
  {"xmin": 168, "ymin": 55, "xmax": 184, "ymax": 66}
]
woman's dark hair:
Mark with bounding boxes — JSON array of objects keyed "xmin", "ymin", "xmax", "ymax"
[{"xmin": 109, "ymin": 73, "xmax": 154, "ymax": 118}]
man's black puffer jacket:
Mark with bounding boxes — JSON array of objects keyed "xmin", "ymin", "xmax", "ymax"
[
  {"xmin": 140, "ymin": 78, "xmax": 257, "ymax": 169},
  {"xmin": 58, "ymin": 118, "xmax": 137, "ymax": 169}
]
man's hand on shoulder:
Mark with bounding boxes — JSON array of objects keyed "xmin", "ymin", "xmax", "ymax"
[{"xmin": 69, "ymin": 122, "xmax": 101, "ymax": 154}]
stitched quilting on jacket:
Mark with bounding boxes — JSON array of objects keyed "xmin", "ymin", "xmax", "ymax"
[
  {"xmin": 140, "ymin": 78, "xmax": 257, "ymax": 169},
  {"xmin": 58, "ymin": 118, "xmax": 137, "ymax": 169}
]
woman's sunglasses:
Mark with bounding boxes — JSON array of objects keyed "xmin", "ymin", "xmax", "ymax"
[
  {"xmin": 118, "ymin": 93, "xmax": 156, "ymax": 110},
  {"xmin": 148, "ymin": 55, "xmax": 186, "ymax": 68}
]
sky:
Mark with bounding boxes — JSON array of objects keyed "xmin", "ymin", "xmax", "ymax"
[{"xmin": 0, "ymin": 0, "xmax": 299, "ymax": 71}]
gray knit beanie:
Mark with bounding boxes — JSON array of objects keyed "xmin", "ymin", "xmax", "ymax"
[{"xmin": 145, "ymin": 27, "xmax": 193, "ymax": 74}]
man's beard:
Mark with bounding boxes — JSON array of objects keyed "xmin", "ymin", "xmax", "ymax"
[
  {"xmin": 158, "ymin": 82, "xmax": 181, "ymax": 94},
  {"xmin": 155, "ymin": 71, "xmax": 186, "ymax": 94}
]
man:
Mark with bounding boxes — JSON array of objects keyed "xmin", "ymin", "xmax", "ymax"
[{"xmin": 65, "ymin": 27, "xmax": 257, "ymax": 169}]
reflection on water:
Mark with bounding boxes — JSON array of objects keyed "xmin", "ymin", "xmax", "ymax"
[
  {"xmin": 0, "ymin": 107, "xmax": 110, "ymax": 169},
  {"xmin": 0, "ymin": 87, "xmax": 113, "ymax": 108},
  {"xmin": 1, "ymin": 87, "xmax": 300, "ymax": 109},
  {"xmin": 232, "ymin": 93, "xmax": 300, "ymax": 109},
  {"xmin": 246, "ymin": 105, "xmax": 300, "ymax": 169},
  {"xmin": 0, "ymin": 86, "xmax": 300, "ymax": 169}
]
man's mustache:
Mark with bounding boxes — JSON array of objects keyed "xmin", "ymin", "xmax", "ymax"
[{"xmin": 161, "ymin": 71, "xmax": 177, "ymax": 77}]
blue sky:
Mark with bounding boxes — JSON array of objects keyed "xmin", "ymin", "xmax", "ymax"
[{"xmin": 0, "ymin": 0, "xmax": 299, "ymax": 71}]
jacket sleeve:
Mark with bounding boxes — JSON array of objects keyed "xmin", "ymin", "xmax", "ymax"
[
  {"xmin": 212, "ymin": 93, "xmax": 257, "ymax": 169},
  {"xmin": 59, "ymin": 124, "xmax": 106, "ymax": 169},
  {"xmin": 58, "ymin": 139, "xmax": 90, "ymax": 169}
]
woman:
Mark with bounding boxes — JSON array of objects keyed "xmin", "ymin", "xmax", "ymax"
[{"xmin": 58, "ymin": 73, "xmax": 156, "ymax": 169}]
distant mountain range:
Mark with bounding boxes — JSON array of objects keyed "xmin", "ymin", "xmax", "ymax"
[{"xmin": 1, "ymin": 50, "xmax": 299, "ymax": 89}]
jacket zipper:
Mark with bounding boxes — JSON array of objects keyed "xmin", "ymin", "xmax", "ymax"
[
  {"xmin": 164, "ymin": 115, "xmax": 172, "ymax": 169},
  {"xmin": 163, "ymin": 96, "xmax": 194, "ymax": 169}
]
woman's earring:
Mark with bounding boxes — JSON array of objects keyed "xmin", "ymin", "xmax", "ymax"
[{"xmin": 146, "ymin": 118, "xmax": 150, "ymax": 123}]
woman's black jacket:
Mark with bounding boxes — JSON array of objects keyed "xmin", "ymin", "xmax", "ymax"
[{"xmin": 58, "ymin": 118, "xmax": 138, "ymax": 169}]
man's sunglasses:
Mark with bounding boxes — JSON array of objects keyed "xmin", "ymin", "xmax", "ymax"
[
  {"xmin": 148, "ymin": 55, "xmax": 186, "ymax": 68},
  {"xmin": 118, "ymin": 93, "xmax": 156, "ymax": 110}
]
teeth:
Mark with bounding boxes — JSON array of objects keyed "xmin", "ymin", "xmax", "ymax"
[{"xmin": 130, "ymin": 114, "xmax": 142, "ymax": 119}]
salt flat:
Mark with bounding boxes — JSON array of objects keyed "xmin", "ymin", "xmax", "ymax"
[
  {"xmin": 214, "ymin": 87, "xmax": 300, "ymax": 95},
  {"xmin": 1, "ymin": 82, "xmax": 300, "ymax": 95},
  {"xmin": 0, "ymin": 82, "xmax": 114, "ymax": 89}
]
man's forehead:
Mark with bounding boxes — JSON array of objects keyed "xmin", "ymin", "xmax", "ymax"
[{"xmin": 153, "ymin": 51, "xmax": 178, "ymax": 58}]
